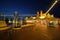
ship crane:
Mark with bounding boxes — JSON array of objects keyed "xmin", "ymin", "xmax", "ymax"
[{"xmin": 46, "ymin": 0, "xmax": 59, "ymax": 14}]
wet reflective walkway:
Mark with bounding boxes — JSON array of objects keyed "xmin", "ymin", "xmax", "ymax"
[{"xmin": 0, "ymin": 23, "xmax": 60, "ymax": 40}]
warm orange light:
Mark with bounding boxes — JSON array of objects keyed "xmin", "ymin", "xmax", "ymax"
[
  {"xmin": 40, "ymin": 16, "xmax": 45, "ymax": 19},
  {"xmin": 33, "ymin": 17, "xmax": 36, "ymax": 19}
]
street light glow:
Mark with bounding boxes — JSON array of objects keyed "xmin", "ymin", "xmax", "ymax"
[{"xmin": 40, "ymin": 16, "xmax": 45, "ymax": 19}]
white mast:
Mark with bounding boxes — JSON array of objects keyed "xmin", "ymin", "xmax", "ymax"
[{"xmin": 46, "ymin": 0, "xmax": 58, "ymax": 14}]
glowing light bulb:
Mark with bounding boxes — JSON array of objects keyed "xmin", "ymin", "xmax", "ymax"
[{"xmin": 40, "ymin": 16, "xmax": 45, "ymax": 19}]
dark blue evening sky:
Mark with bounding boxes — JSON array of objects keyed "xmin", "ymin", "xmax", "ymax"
[{"xmin": 0, "ymin": 0, "xmax": 60, "ymax": 17}]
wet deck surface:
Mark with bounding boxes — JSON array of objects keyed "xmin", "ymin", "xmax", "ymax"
[{"xmin": 0, "ymin": 23, "xmax": 60, "ymax": 40}]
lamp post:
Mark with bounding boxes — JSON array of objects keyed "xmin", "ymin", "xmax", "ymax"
[{"xmin": 13, "ymin": 11, "xmax": 19, "ymax": 27}]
